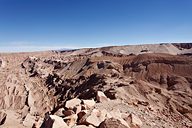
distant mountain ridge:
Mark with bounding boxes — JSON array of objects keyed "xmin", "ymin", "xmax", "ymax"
[{"xmin": 56, "ymin": 43, "xmax": 192, "ymax": 56}]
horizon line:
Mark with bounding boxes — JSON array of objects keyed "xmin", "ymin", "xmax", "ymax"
[{"xmin": 0, "ymin": 42, "xmax": 192, "ymax": 53}]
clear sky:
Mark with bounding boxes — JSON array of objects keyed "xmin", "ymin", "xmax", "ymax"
[{"xmin": 0, "ymin": 0, "xmax": 192, "ymax": 52}]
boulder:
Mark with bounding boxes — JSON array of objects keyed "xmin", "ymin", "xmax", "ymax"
[
  {"xmin": 41, "ymin": 115, "xmax": 68, "ymax": 128},
  {"xmin": 0, "ymin": 111, "xmax": 7, "ymax": 125},
  {"xmin": 79, "ymin": 109, "xmax": 107, "ymax": 127},
  {"xmin": 82, "ymin": 99, "xmax": 96, "ymax": 109},
  {"xmin": 96, "ymin": 91, "xmax": 109, "ymax": 103},
  {"xmin": 65, "ymin": 98, "xmax": 81, "ymax": 109},
  {"xmin": 99, "ymin": 118, "xmax": 129, "ymax": 128}
]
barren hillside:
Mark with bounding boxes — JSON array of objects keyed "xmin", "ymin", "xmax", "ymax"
[{"xmin": 0, "ymin": 43, "xmax": 192, "ymax": 128}]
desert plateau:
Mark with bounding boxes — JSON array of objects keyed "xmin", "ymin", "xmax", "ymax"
[{"xmin": 0, "ymin": 43, "xmax": 192, "ymax": 128}]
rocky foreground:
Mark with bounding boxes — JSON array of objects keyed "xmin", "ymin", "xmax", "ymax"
[{"xmin": 0, "ymin": 43, "xmax": 192, "ymax": 128}]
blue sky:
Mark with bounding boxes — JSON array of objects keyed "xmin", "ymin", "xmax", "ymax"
[{"xmin": 0, "ymin": 0, "xmax": 192, "ymax": 52}]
